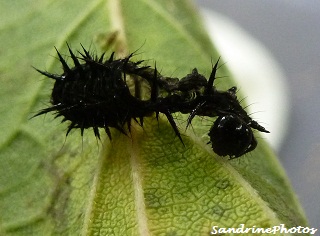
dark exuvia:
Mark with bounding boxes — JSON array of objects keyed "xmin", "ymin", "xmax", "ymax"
[{"xmin": 34, "ymin": 44, "xmax": 269, "ymax": 158}]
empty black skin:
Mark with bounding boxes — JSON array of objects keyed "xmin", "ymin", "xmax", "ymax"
[{"xmin": 34, "ymin": 44, "xmax": 269, "ymax": 158}]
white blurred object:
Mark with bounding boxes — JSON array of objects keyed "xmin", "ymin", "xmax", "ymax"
[{"xmin": 201, "ymin": 9, "xmax": 290, "ymax": 152}]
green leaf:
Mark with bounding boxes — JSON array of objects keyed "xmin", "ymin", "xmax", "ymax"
[{"xmin": 0, "ymin": 0, "xmax": 309, "ymax": 235}]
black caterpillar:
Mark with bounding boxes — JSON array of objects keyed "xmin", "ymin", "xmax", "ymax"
[{"xmin": 34, "ymin": 44, "xmax": 269, "ymax": 158}]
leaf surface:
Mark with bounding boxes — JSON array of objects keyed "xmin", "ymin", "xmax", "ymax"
[{"xmin": 0, "ymin": 0, "xmax": 308, "ymax": 235}]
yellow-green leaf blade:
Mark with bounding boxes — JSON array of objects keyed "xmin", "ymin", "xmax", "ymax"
[{"xmin": 0, "ymin": 0, "xmax": 309, "ymax": 235}]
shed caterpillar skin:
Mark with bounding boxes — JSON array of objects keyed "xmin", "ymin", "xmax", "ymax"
[{"xmin": 34, "ymin": 44, "xmax": 269, "ymax": 158}]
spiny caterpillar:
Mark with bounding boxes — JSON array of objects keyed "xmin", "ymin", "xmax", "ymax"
[{"xmin": 34, "ymin": 44, "xmax": 269, "ymax": 158}]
